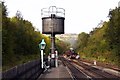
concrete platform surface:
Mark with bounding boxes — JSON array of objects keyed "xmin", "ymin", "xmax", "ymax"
[{"xmin": 37, "ymin": 60, "xmax": 72, "ymax": 80}]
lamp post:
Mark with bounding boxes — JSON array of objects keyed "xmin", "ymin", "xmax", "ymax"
[{"xmin": 39, "ymin": 39, "xmax": 46, "ymax": 68}]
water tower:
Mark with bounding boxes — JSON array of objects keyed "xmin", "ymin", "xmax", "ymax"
[{"xmin": 41, "ymin": 6, "xmax": 65, "ymax": 67}]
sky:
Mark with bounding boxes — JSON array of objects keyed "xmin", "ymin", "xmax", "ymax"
[{"xmin": 4, "ymin": 0, "xmax": 120, "ymax": 34}]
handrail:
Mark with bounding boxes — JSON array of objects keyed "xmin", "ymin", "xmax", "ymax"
[{"xmin": 41, "ymin": 6, "xmax": 65, "ymax": 18}]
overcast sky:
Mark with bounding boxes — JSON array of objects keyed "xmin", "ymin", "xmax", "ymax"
[{"xmin": 4, "ymin": 0, "xmax": 120, "ymax": 34}]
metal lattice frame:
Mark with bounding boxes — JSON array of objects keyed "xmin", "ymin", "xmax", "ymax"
[{"xmin": 41, "ymin": 6, "xmax": 65, "ymax": 18}]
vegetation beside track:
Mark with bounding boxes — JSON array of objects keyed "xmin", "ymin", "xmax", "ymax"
[{"xmin": 75, "ymin": 6, "xmax": 120, "ymax": 67}]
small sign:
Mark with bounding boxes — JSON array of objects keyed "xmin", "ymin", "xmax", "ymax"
[
  {"xmin": 76, "ymin": 55, "xmax": 80, "ymax": 59},
  {"xmin": 51, "ymin": 54, "xmax": 55, "ymax": 58}
]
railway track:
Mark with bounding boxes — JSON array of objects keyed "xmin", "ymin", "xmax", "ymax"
[
  {"xmin": 60, "ymin": 57, "xmax": 91, "ymax": 80},
  {"xmin": 60, "ymin": 57, "xmax": 120, "ymax": 80},
  {"xmin": 80, "ymin": 59, "xmax": 120, "ymax": 72},
  {"xmin": 73, "ymin": 59, "xmax": 120, "ymax": 79}
]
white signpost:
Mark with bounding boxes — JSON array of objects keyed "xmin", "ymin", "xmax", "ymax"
[{"xmin": 39, "ymin": 39, "xmax": 46, "ymax": 68}]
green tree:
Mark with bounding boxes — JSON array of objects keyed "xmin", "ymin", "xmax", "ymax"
[
  {"xmin": 55, "ymin": 38, "xmax": 70, "ymax": 54},
  {"xmin": 105, "ymin": 7, "xmax": 120, "ymax": 63},
  {"xmin": 76, "ymin": 32, "xmax": 89, "ymax": 52},
  {"xmin": 2, "ymin": 2, "xmax": 16, "ymax": 66}
]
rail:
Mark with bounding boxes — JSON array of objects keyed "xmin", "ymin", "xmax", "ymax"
[{"xmin": 60, "ymin": 57, "xmax": 120, "ymax": 80}]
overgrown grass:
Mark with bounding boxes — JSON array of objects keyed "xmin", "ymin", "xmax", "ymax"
[{"xmin": 79, "ymin": 53, "xmax": 120, "ymax": 67}]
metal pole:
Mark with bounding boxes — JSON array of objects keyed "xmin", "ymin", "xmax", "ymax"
[
  {"xmin": 41, "ymin": 50, "xmax": 44, "ymax": 68},
  {"xmin": 55, "ymin": 50, "xmax": 58, "ymax": 67},
  {"xmin": 51, "ymin": 34, "xmax": 55, "ymax": 54},
  {"xmin": 50, "ymin": 14, "xmax": 56, "ymax": 67},
  {"xmin": 51, "ymin": 14, "xmax": 55, "ymax": 55},
  {"xmin": 50, "ymin": 34, "xmax": 55, "ymax": 67}
]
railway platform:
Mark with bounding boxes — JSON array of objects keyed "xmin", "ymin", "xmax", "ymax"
[{"xmin": 37, "ymin": 60, "xmax": 72, "ymax": 80}]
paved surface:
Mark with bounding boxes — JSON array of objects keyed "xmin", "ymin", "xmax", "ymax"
[{"xmin": 37, "ymin": 60, "xmax": 72, "ymax": 80}]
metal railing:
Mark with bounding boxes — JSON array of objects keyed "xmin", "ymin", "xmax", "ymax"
[{"xmin": 41, "ymin": 6, "xmax": 65, "ymax": 18}]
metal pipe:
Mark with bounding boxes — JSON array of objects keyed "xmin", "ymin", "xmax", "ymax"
[{"xmin": 51, "ymin": 34, "xmax": 55, "ymax": 54}]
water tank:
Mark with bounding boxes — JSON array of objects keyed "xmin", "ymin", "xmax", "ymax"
[{"xmin": 41, "ymin": 6, "xmax": 65, "ymax": 34}]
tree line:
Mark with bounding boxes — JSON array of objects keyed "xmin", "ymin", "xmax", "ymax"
[
  {"xmin": 76, "ymin": 6, "xmax": 120, "ymax": 66},
  {"xmin": 1, "ymin": 2, "xmax": 69, "ymax": 71}
]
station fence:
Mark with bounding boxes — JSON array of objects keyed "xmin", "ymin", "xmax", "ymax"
[{"xmin": 2, "ymin": 59, "xmax": 45, "ymax": 80}]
